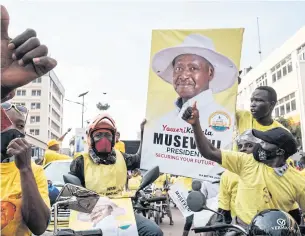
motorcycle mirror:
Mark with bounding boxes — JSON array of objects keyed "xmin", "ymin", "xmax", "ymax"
[
  {"xmin": 187, "ymin": 191, "xmax": 207, "ymax": 212},
  {"xmin": 138, "ymin": 166, "xmax": 160, "ymax": 191},
  {"xmin": 56, "ymin": 184, "xmax": 100, "ymax": 213},
  {"xmin": 192, "ymin": 180, "xmax": 202, "ymax": 191},
  {"xmin": 63, "ymin": 174, "xmax": 82, "ymax": 186}
]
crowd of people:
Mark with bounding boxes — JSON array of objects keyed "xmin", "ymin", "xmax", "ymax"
[{"xmin": 2, "ymin": 4, "xmax": 305, "ymax": 236}]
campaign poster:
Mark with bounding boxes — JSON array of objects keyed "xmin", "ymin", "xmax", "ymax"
[
  {"xmin": 141, "ymin": 29, "xmax": 244, "ymax": 181},
  {"xmin": 74, "ymin": 128, "xmax": 88, "ymax": 154},
  {"xmin": 168, "ymin": 182, "xmax": 193, "ymax": 218},
  {"xmin": 69, "ymin": 197, "xmax": 138, "ymax": 236}
]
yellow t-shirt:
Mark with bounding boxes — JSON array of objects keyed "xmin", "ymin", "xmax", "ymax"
[
  {"xmin": 114, "ymin": 141, "xmax": 125, "ymax": 153},
  {"xmin": 221, "ymin": 150, "xmax": 305, "ymax": 224},
  {"xmin": 218, "ymin": 170, "xmax": 239, "ymax": 217},
  {"xmin": 43, "ymin": 149, "xmax": 71, "ymax": 166},
  {"xmin": 1, "ymin": 161, "xmax": 50, "ymax": 236},
  {"xmin": 176, "ymin": 176, "xmax": 193, "ymax": 191},
  {"xmin": 128, "ymin": 175, "xmax": 142, "ymax": 190},
  {"xmin": 83, "ymin": 150, "xmax": 127, "ymax": 197},
  {"xmin": 170, "ymin": 176, "xmax": 177, "ymax": 184},
  {"xmin": 154, "ymin": 174, "xmax": 170, "ymax": 189}
]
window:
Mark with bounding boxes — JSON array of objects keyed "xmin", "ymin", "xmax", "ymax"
[
  {"xmin": 274, "ymin": 92, "xmax": 296, "ymax": 117},
  {"xmin": 37, "ymin": 77, "xmax": 42, "ymax": 83},
  {"xmin": 30, "ymin": 116, "xmax": 40, "ymax": 123},
  {"xmin": 52, "ymin": 96, "xmax": 61, "ymax": 110},
  {"xmin": 32, "ymin": 90, "xmax": 41, "ymax": 96},
  {"xmin": 13, "ymin": 102, "xmax": 26, "ymax": 106},
  {"xmin": 298, "ymin": 43, "xmax": 305, "ymax": 61},
  {"xmin": 29, "ymin": 129, "xmax": 39, "ymax": 136},
  {"xmin": 52, "ymin": 109, "xmax": 61, "ymax": 122},
  {"xmin": 275, "ymin": 107, "xmax": 279, "ymax": 117},
  {"xmin": 287, "ymin": 62, "xmax": 293, "ymax": 73},
  {"xmin": 48, "ymin": 130, "xmax": 50, "ymax": 139},
  {"xmin": 48, "ymin": 118, "xmax": 50, "ymax": 125},
  {"xmin": 49, "ymin": 105, "xmax": 51, "ymax": 112},
  {"xmin": 271, "ymin": 55, "xmax": 292, "ymax": 83},
  {"xmin": 291, "ymin": 100, "xmax": 296, "ymax": 111},
  {"xmin": 31, "ymin": 102, "xmax": 41, "ymax": 109},
  {"xmin": 51, "ymin": 121, "xmax": 60, "ymax": 132},
  {"xmin": 16, "ymin": 90, "xmax": 26, "ymax": 96},
  {"xmin": 256, "ymin": 73, "xmax": 267, "ymax": 87}
]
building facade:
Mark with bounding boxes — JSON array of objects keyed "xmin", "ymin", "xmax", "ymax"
[
  {"xmin": 237, "ymin": 26, "xmax": 305, "ymax": 147},
  {"xmin": 11, "ymin": 70, "xmax": 65, "ymax": 145}
]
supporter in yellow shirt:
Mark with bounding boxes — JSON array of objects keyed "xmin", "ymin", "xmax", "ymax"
[
  {"xmin": 128, "ymin": 169, "xmax": 142, "ymax": 190},
  {"xmin": 1, "ymin": 103, "xmax": 50, "ymax": 236},
  {"xmin": 154, "ymin": 173, "xmax": 170, "ymax": 189},
  {"xmin": 42, "ymin": 139, "xmax": 71, "ymax": 166},
  {"xmin": 218, "ymin": 130, "xmax": 256, "ymax": 223},
  {"xmin": 182, "ymin": 103, "xmax": 305, "ymax": 228},
  {"xmin": 114, "ymin": 131, "xmax": 125, "ymax": 153}
]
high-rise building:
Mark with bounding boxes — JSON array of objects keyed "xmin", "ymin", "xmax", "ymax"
[
  {"xmin": 11, "ymin": 70, "xmax": 65, "ymax": 144},
  {"xmin": 237, "ymin": 26, "xmax": 305, "ymax": 148}
]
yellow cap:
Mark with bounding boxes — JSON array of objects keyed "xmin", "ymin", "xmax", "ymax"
[{"xmin": 47, "ymin": 139, "xmax": 59, "ymax": 148}]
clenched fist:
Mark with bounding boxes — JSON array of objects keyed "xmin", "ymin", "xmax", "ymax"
[
  {"xmin": 182, "ymin": 102, "xmax": 200, "ymax": 126},
  {"xmin": 7, "ymin": 138, "xmax": 32, "ymax": 171},
  {"xmin": 1, "ymin": 5, "xmax": 57, "ymax": 100}
]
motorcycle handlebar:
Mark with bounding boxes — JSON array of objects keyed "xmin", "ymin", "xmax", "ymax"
[
  {"xmin": 146, "ymin": 196, "xmax": 167, "ymax": 203},
  {"xmin": 192, "ymin": 224, "xmax": 247, "ymax": 235}
]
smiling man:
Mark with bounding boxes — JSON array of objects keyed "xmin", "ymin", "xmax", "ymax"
[{"xmin": 142, "ymin": 34, "xmax": 238, "ymax": 180}]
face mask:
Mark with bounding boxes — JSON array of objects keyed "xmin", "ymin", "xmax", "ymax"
[
  {"xmin": 252, "ymin": 143, "xmax": 278, "ymax": 162},
  {"xmin": 1, "ymin": 129, "xmax": 25, "ymax": 158},
  {"xmin": 94, "ymin": 137, "xmax": 112, "ymax": 154}
]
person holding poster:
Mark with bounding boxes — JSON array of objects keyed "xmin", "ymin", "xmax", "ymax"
[
  {"xmin": 142, "ymin": 29, "xmax": 244, "ymax": 181},
  {"xmin": 181, "ymin": 102, "xmax": 305, "ymax": 228}
]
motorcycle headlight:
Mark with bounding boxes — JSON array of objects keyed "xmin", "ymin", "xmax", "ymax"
[{"xmin": 155, "ymin": 189, "xmax": 162, "ymax": 197}]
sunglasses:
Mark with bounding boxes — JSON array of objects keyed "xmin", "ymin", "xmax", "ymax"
[
  {"xmin": 1, "ymin": 102, "xmax": 28, "ymax": 114},
  {"xmin": 1, "ymin": 102, "xmax": 28, "ymax": 122}
]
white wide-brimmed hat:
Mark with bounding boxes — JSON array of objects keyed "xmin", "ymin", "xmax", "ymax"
[
  {"xmin": 152, "ymin": 34, "xmax": 238, "ymax": 93},
  {"xmin": 78, "ymin": 197, "xmax": 125, "ymax": 222}
]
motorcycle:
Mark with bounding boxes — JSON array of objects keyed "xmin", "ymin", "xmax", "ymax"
[
  {"xmin": 186, "ymin": 183, "xmax": 305, "ymax": 236},
  {"xmin": 52, "ymin": 166, "xmax": 161, "ymax": 236}
]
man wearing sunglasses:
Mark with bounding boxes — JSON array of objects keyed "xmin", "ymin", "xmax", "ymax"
[
  {"xmin": 1, "ymin": 5, "xmax": 57, "ymax": 103},
  {"xmin": 1, "ymin": 102, "xmax": 50, "ymax": 236}
]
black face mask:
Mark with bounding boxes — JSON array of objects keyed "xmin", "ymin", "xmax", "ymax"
[
  {"xmin": 252, "ymin": 143, "xmax": 278, "ymax": 162},
  {"xmin": 1, "ymin": 129, "xmax": 25, "ymax": 159}
]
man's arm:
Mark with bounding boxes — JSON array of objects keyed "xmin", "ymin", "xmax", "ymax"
[
  {"xmin": 58, "ymin": 128, "xmax": 71, "ymax": 142},
  {"xmin": 69, "ymin": 156, "xmax": 85, "ymax": 187},
  {"xmin": 182, "ymin": 103, "xmax": 222, "ymax": 164},
  {"xmin": 20, "ymin": 167, "xmax": 50, "ymax": 235},
  {"xmin": 7, "ymin": 138, "xmax": 50, "ymax": 235},
  {"xmin": 122, "ymin": 119, "xmax": 146, "ymax": 170}
]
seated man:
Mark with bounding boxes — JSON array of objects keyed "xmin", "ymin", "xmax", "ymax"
[
  {"xmin": 69, "ymin": 113, "xmax": 163, "ymax": 236},
  {"xmin": 182, "ymin": 102, "xmax": 305, "ymax": 228},
  {"xmin": 1, "ymin": 102, "xmax": 50, "ymax": 235}
]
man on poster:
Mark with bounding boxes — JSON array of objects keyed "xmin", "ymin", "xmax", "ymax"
[{"xmin": 142, "ymin": 33, "xmax": 239, "ymax": 181}]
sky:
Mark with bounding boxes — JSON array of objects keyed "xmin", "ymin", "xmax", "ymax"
[{"xmin": 3, "ymin": 0, "xmax": 305, "ymax": 147}]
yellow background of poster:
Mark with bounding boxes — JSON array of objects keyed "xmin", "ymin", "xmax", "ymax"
[
  {"xmin": 69, "ymin": 198, "xmax": 136, "ymax": 230},
  {"xmin": 146, "ymin": 29, "xmax": 244, "ymax": 121}
]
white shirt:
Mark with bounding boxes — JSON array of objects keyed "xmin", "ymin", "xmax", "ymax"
[
  {"xmin": 142, "ymin": 89, "xmax": 234, "ymax": 181},
  {"xmin": 93, "ymin": 215, "xmax": 119, "ymax": 236}
]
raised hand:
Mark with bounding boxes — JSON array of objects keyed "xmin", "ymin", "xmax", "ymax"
[
  {"xmin": 140, "ymin": 119, "xmax": 147, "ymax": 132},
  {"xmin": 182, "ymin": 102, "xmax": 200, "ymax": 125},
  {"xmin": 6, "ymin": 138, "xmax": 32, "ymax": 171},
  {"xmin": 1, "ymin": 5, "xmax": 57, "ymax": 96}
]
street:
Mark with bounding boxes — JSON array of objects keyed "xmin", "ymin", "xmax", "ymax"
[{"xmin": 158, "ymin": 207, "xmax": 196, "ymax": 236}]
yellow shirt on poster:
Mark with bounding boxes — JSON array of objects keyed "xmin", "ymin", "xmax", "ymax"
[
  {"xmin": 1, "ymin": 161, "xmax": 50, "ymax": 236},
  {"xmin": 176, "ymin": 177, "xmax": 193, "ymax": 191},
  {"xmin": 221, "ymin": 150, "xmax": 305, "ymax": 224}
]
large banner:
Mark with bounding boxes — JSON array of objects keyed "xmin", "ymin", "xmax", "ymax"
[
  {"xmin": 74, "ymin": 128, "xmax": 88, "ymax": 154},
  {"xmin": 69, "ymin": 197, "xmax": 138, "ymax": 236},
  {"xmin": 141, "ymin": 29, "xmax": 244, "ymax": 181}
]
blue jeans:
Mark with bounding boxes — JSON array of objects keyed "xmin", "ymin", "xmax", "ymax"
[{"xmin": 135, "ymin": 214, "xmax": 163, "ymax": 236}]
